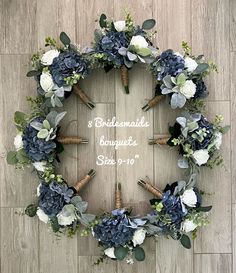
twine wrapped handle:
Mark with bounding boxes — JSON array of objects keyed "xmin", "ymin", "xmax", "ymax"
[
  {"xmin": 148, "ymin": 135, "xmax": 170, "ymax": 145},
  {"xmin": 57, "ymin": 136, "xmax": 88, "ymax": 144},
  {"xmin": 138, "ymin": 179, "xmax": 163, "ymax": 198},
  {"xmin": 115, "ymin": 182, "xmax": 122, "ymax": 209},
  {"xmin": 73, "ymin": 83, "xmax": 95, "ymax": 110},
  {"xmin": 73, "ymin": 169, "xmax": 96, "ymax": 193},
  {"xmin": 142, "ymin": 95, "xmax": 165, "ymax": 111},
  {"xmin": 120, "ymin": 65, "xmax": 129, "ymax": 94}
]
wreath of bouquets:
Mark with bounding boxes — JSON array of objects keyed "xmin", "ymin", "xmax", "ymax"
[
  {"xmin": 142, "ymin": 42, "xmax": 217, "ymax": 111},
  {"xmin": 138, "ymin": 175, "xmax": 212, "ymax": 250},
  {"xmin": 149, "ymin": 112, "xmax": 229, "ymax": 173},
  {"xmin": 91, "ymin": 13, "xmax": 157, "ymax": 93}
]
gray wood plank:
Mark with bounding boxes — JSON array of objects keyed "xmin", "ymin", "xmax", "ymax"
[
  {"xmin": 0, "ymin": 0, "xmax": 37, "ymax": 54},
  {"xmin": 192, "ymin": 0, "xmax": 230, "ymax": 100},
  {"xmin": 233, "ymin": 204, "xmax": 236, "ymax": 273},
  {"xmin": 153, "ymin": 0, "xmax": 191, "ymax": 51},
  {"xmin": 230, "ymin": 52, "xmax": 236, "ymax": 203},
  {"xmin": 39, "ymin": 222, "xmax": 77, "ymax": 273},
  {"xmin": 77, "ymin": 104, "xmax": 116, "ymax": 256},
  {"xmin": 194, "ymin": 254, "xmax": 232, "ymax": 273},
  {"xmin": 0, "ymin": 208, "xmax": 39, "ymax": 273},
  {"xmin": 194, "ymin": 101, "xmax": 231, "ymax": 253},
  {"xmin": 0, "ymin": 55, "xmax": 38, "ymax": 207},
  {"xmin": 230, "ymin": 0, "xmax": 236, "ymax": 51},
  {"xmin": 78, "ymin": 256, "xmax": 117, "ymax": 273}
]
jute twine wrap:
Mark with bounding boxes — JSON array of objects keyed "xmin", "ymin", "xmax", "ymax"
[
  {"xmin": 147, "ymin": 95, "xmax": 165, "ymax": 108},
  {"xmin": 120, "ymin": 65, "xmax": 129, "ymax": 93},
  {"xmin": 149, "ymin": 136, "xmax": 170, "ymax": 145},
  {"xmin": 57, "ymin": 136, "xmax": 88, "ymax": 144},
  {"xmin": 115, "ymin": 182, "xmax": 122, "ymax": 209},
  {"xmin": 73, "ymin": 83, "xmax": 95, "ymax": 109},
  {"xmin": 138, "ymin": 179, "xmax": 163, "ymax": 198},
  {"xmin": 73, "ymin": 169, "xmax": 96, "ymax": 193}
]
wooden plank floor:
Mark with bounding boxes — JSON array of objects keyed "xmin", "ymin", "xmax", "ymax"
[{"xmin": 0, "ymin": 0, "xmax": 234, "ymax": 272}]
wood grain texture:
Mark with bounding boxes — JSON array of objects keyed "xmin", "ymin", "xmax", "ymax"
[
  {"xmin": 0, "ymin": 208, "xmax": 39, "ymax": 273},
  {"xmin": 0, "ymin": 55, "xmax": 38, "ymax": 207},
  {"xmin": 230, "ymin": 0, "xmax": 236, "ymax": 51},
  {"xmin": 78, "ymin": 256, "xmax": 117, "ymax": 273},
  {"xmin": 230, "ymin": 52, "xmax": 236, "ymax": 203},
  {"xmin": 153, "ymin": 0, "xmax": 191, "ymax": 51},
  {"xmin": 192, "ymin": 0, "xmax": 230, "ymax": 100},
  {"xmin": 194, "ymin": 254, "xmax": 232, "ymax": 273},
  {"xmin": 233, "ymin": 205, "xmax": 236, "ymax": 273},
  {"xmin": 194, "ymin": 101, "xmax": 231, "ymax": 254}
]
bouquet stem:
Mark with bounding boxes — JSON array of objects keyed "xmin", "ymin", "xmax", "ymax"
[
  {"xmin": 138, "ymin": 179, "xmax": 163, "ymax": 198},
  {"xmin": 73, "ymin": 83, "xmax": 95, "ymax": 109},
  {"xmin": 142, "ymin": 95, "xmax": 165, "ymax": 111},
  {"xmin": 115, "ymin": 182, "xmax": 122, "ymax": 209},
  {"xmin": 57, "ymin": 136, "xmax": 88, "ymax": 144},
  {"xmin": 73, "ymin": 169, "xmax": 96, "ymax": 193},
  {"xmin": 120, "ymin": 65, "xmax": 129, "ymax": 94},
  {"xmin": 148, "ymin": 136, "xmax": 170, "ymax": 145}
]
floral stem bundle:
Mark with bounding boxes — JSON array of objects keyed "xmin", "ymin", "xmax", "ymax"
[
  {"xmin": 120, "ymin": 66, "xmax": 129, "ymax": 94},
  {"xmin": 137, "ymin": 179, "xmax": 163, "ymax": 198},
  {"xmin": 115, "ymin": 182, "xmax": 122, "ymax": 209},
  {"xmin": 73, "ymin": 169, "xmax": 96, "ymax": 192},
  {"xmin": 73, "ymin": 83, "xmax": 95, "ymax": 109},
  {"xmin": 57, "ymin": 136, "xmax": 88, "ymax": 144},
  {"xmin": 148, "ymin": 136, "xmax": 170, "ymax": 145},
  {"xmin": 142, "ymin": 94, "xmax": 165, "ymax": 111}
]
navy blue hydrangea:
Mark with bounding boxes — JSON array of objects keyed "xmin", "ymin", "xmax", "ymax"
[
  {"xmin": 22, "ymin": 117, "xmax": 56, "ymax": 162},
  {"xmin": 152, "ymin": 49, "xmax": 185, "ymax": 81},
  {"xmin": 38, "ymin": 181, "xmax": 74, "ymax": 217},
  {"xmin": 153, "ymin": 191, "xmax": 186, "ymax": 232},
  {"xmin": 50, "ymin": 52, "xmax": 89, "ymax": 87},
  {"xmin": 93, "ymin": 210, "xmax": 134, "ymax": 247},
  {"xmin": 95, "ymin": 31, "xmax": 129, "ymax": 66},
  {"xmin": 194, "ymin": 79, "xmax": 208, "ymax": 98},
  {"xmin": 190, "ymin": 115, "xmax": 214, "ymax": 150}
]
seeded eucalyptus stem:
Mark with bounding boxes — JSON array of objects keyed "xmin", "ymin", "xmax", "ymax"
[
  {"xmin": 120, "ymin": 65, "xmax": 129, "ymax": 94},
  {"xmin": 115, "ymin": 182, "xmax": 122, "ymax": 209},
  {"xmin": 73, "ymin": 83, "xmax": 95, "ymax": 109},
  {"xmin": 148, "ymin": 136, "xmax": 170, "ymax": 145},
  {"xmin": 57, "ymin": 136, "xmax": 88, "ymax": 144},
  {"xmin": 142, "ymin": 95, "xmax": 165, "ymax": 111},
  {"xmin": 137, "ymin": 179, "xmax": 163, "ymax": 198},
  {"xmin": 73, "ymin": 169, "xmax": 96, "ymax": 193}
]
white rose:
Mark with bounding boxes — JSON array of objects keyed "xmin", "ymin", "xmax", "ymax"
[
  {"xmin": 130, "ymin": 35, "xmax": 148, "ymax": 49},
  {"xmin": 181, "ymin": 219, "xmax": 197, "ymax": 233},
  {"xmin": 57, "ymin": 211, "xmax": 76, "ymax": 226},
  {"xmin": 114, "ymin": 20, "xmax": 126, "ymax": 32},
  {"xmin": 33, "ymin": 161, "xmax": 47, "ymax": 172},
  {"xmin": 184, "ymin": 57, "xmax": 198, "ymax": 73},
  {"xmin": 192, "ymin": 149, "xmax": 210, "ymax": 166},
  {"xmin": 40, "ymin": 72, "xmax": 54, "ymax": 92},
  {"xmin": 175, "ymin": 52, "xmax": 184, "ymax": 58},
  {"xmin": 104, "ymin": 247, "xmax": 116, "ymax": 259},
  {"xmin": 214, "ymin": 132, "xmax": 223, "ymax": 149},
  {"xmin": 37, "ymin": 208, "xmax": 49, "ymax": 223},
  {"xmin": 14, "ymin": 133, "xmax": 23, "ymax": 150},
  {"xmin": 41, "ymin": 49, "xmax": 60, "ymax": 66},
  {"xmin": 179, "ymin": 80, "xmax": 196, "ymax": 99},
  {"xmin": 181, "ymin": 188, "xmax": 197, "ymax": 207},
  {"xmin": 132, "ymin": 228, "xmax": 146, "ymax": 247},
  {"xmin": 36, "ymin": 184, "xmax": 41, "ymax": 197}
]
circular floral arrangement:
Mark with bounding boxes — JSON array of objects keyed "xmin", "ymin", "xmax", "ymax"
[{"xmin": 7, "ymin": 13, "xmax": 229, "ymax": 265}]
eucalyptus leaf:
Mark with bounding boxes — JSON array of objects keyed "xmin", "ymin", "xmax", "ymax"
[
  {"xmin": 127, "ymin": 51, "xmax": 137, "ymax": 61},
  {"xmin": 60, "ymin": 32, "xmax": 71, "ymax": 46},
  {"xmin": 16, "ymin": 149, "xmax": 29, "ymax": 163},
  {"xmin": 25, "ymin": 204, "xmax": 37, "ymax": 217},
  {"xmin": 193, "ymin": 63, "xmax": 209, "ymax": 74},
  {"xmin": 170, "ymin": 93, "xmax": 186, "ymax": 109},
  {"xmin": 142, "ymin": 19, "xmax": 156, "ymax": 30},
  {"xmin": 180, "ymin": 234, "xmax": 191, "ymax": 249},
  {"xmin": 134, "ymin": 247, "xmax": 145, "ymax": 261},
  {"xmin": 197, "ymin": 206, "xmax": 212, "ymax": 212},
  {"xmin": 94, "ymin": 29, "xmax": 103, "ymax": 43},
  {"xmin": 7, "ymin": 151, "xmax": 18, "ymax": 165},
  {"xmin": 187, "ymin": 174, "xmax": 197, "ymax": 188},
  {"xmin": 80, "ymin": 213, "xmax": 95, "ymax": 226},
  {"xmin": 136, "ymin": 47, "xmax": 151, "ymax": 57},
  {"xmin": 54, "ymin": 96, "xmax": 63, "ymax": 107},
  {"xmin": 30, "ymin": 121, "xmax": 43, "ymax": 131},
  {"xmin": 177, "ymin": 73, "xmax": 186, "ymax": 86},
  {"xmin": 174, "ymin": 180, "xmax": 186, "ymax": 195},
  {"xmin": 37, "ymin": 129, "xmax": 49, "ymax": 139},
  {"xmin": 176, "ymin": 117, "xmax": 187, "ymax": 128},
  {"xmin": 114, "ymin": 246, "xmax": 128, "ymax": 261},
  {"xmin": 163, "ymin": 75, "xmax": 173, "ymax": 89},
  {"xmin": 220, "ymin": 125, "xmax": 230, "ymax": 134},
  {"xmin": 99, "ymin": 14, "xmax": 107, "ymax": 28},
  {"xmin": 118, "ymin": 47, "xmax": 127, "ymax": 56},
  {"xmin": 43, "ymin": 119, "xmax": 51, "ymax": 130},
  {"xmin": 54, "ymin": 111, "xmax": 67, "ymax": 127},
  {"xmin": 55, "ymin": 87, "xmax": 65, "ymax": 98},
  {"xmin": 26, "ymin": 70, "xmax": 41, "ymax": 77},
  {"xmin": 177, "ymin": 158, "xmax": 189, "ymax": 169},
  {"xmin": 14, "ymin": 111, "xmax": 27, "ymax": 127}
]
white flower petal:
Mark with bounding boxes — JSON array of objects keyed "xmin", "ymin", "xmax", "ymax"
[
  {"xmin": 37, "ymin": 208, "xmax": 49, "ymax": 223},
  {"xmin": 181, "ymin": 188, "xmax": 197, "ymax": 207},
  {"xmin": 114, "ymin": 20, "xmax": 126, "ymax": 32},
  {"xmin": 181, "ymin": 219, "xmax": 197, "ymax": 233},
  {"xmin": 132, "ymin": 228, "xmax": 146, "ymax": 247},
  {"xmin": 14, "ymin": 133, "xmax": 23, "ymax": 150},
  {"xmin": 40, "ymin": 72, "xmax": 54, "ymax": 92},
  {"xmin": 130, "ymin": 35, "xmax": 148, "ymax": 49},
  {"xmin": 41, "ymin": 49, "xmax": 60, "ymax": 66},
  {"xmin": 185, "ymin": 57, "xmax": 198, "ymax": 73},
  {"xmin": 104, "ymin": 247, "xmax": 116, "ymax": 259},
  {"xmin": 179, "ymin": 80, "xmax": 196, "ymax": 99},
  {"xmin": 192, "ymin": 149, "xmax": 210, "ymax": 166}
]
